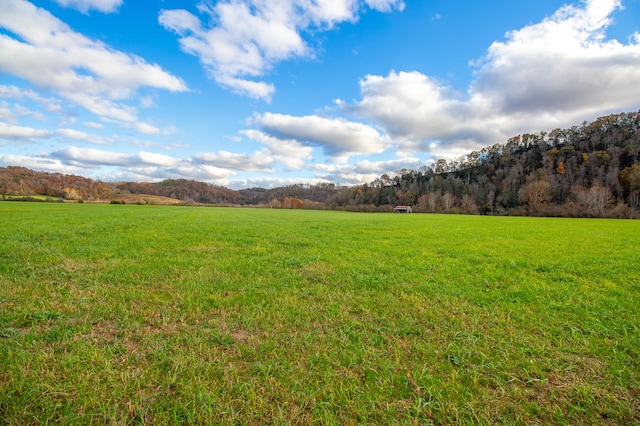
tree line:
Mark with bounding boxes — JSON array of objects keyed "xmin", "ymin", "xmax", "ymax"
[{"xmin": 2, "ymin": 111, "xmax": 639, "ymax": 218}]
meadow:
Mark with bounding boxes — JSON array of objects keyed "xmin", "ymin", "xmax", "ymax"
[{"xmin": 0, "ymin": 203, "xmax": 638, "ymax": 424}]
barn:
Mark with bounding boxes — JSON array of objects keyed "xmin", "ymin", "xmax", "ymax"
[{"xmin": 393, "ymin": 205, "xmax": 412, "ymax": 213}]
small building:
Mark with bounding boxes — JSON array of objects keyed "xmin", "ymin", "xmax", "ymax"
[{"xmin": 393, "ymin": 205, "xmax": 412, "ymax": 213}]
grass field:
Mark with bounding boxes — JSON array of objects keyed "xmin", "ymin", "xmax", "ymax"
[
  {"xmin": 0, "ymin": 194, "xmax": 64, "ymax": 202},
  {"xmin": 0, "ymin": 203, "xmax": 638, "ymax": 424}
]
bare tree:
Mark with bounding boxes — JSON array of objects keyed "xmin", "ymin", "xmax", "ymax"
[
  {"xmin": 460, "ymin": 195, "xmax": 479, "ymax": 215},
  {"xmin": 269, "ymin": 198, "xmax": 282, "ymax": 208},
  {"xmin": 441, "ymin": 192, "xmax": 455, "ymax": 213},
  {"xmin": 574, "ymin": 185, "xmax": 612, "ymax": 217},
  {"xmin": 418, "ymin": 193, "xmax": 438, "ymax": 213}
]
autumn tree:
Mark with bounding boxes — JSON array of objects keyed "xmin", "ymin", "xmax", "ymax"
[
  {"xmin": 460, "ymin": 195, "xmax": 479, "ymax": 215},
  {"xmin": 518, "ymin": 180, "xmax": 551, "ymax": 214},
  {"xmin": 63, "ymin": 187, "xmax": 82, "ymax": 200},
  {"xmin": 269, "ymin": 199, "xmax": 281, "ymax": 208},
  {"xmin": 290, "ymin": 197, "xmax": 303, "ymax": 209}
]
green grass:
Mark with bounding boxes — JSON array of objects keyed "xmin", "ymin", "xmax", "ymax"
[
  {"xmin": 0, "ymin": 203, "xmax": 638, "ymax": 424},
  {"xmin": 1, "ymin": 194, "xmax": 64, "ymax": 202}
]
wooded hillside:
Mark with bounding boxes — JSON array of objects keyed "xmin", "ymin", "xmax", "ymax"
[
  {"xmin": 2, "ymin": 111, "xmax": 639, "ymax": 218},
  {"xmin": 116, "ymin": 180, "xmax": 243, "ymax": 205},
  {"xmin": 0, "ymin": 167, "xmax": 113, "ymax": 201}
]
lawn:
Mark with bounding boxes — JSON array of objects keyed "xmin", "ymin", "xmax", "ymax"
[{"xmin": 0, "ymin": 203, "xmax": 638, "ymax": 424}]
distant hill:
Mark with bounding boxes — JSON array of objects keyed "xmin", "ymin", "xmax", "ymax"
[
  {"xmin": 2, "ymin": 111, "xmax": 639, "ymax": 217},
  {"xmin": 238, "ymin": 183, "xmax": 344, "ymax": 206},
  {"xmin": 115, "ymin": 179, "xmax": 243, "ymax": 205},
  {"xmin": 0, "ymin": 166, "xmax": 113, "ymax": 201}
]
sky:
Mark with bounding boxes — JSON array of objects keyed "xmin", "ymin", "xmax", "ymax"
[{"xmin": 0, "ymin": 0, "xmax": 639, "ymax": 189}]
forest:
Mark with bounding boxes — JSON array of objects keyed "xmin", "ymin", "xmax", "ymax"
[{"xmin": 2, "ymin": 111, "xmax": 639, "ymax": 218}]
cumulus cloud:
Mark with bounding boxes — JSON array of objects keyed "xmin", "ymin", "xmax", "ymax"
[
  {"xmin": 53, "ymin": 0, "xmax": 122, "ymax": 14},
  {"xmin": 341, "ymin": 0, "xmax": 640, "ymax": 157},
  {"xmin": 241, "ymin": 129, "xmax": 313, "ymax": 169},
  {"xmin": 338, "ymin": 71, "xmax": 489, "ymax": 145},
  {"xmin": 472, "ymin": 0, "xmax": 639, "ymax": 117},
  {"xmin": 0, "ymin": 122, "xmax": 51, "ymax": 140},
  {"xmin": 252, "ymin": 113, "xmax": 389, "ymax": 161},
  {"xmin": 56, "ymin": 128, "xmax": 106, "ymax": 145},
  {"xmin": 159, "ymin": 0, "xmax": 404, "ymax": 101},
  {"xmin": 0, "ymin": 0, "xmax": 187, "ymax": 130}
]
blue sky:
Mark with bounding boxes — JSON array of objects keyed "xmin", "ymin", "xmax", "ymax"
[{"xmin": 1, "ymin": 0, "xmax": 639, "ymax": 189}]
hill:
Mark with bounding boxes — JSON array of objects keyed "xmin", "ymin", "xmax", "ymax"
[
  {"xmin": 0, "ymin": 166, "xmax": 113, "ymax": 201},
  {"xmin": 115, "ymin": 179, "xmax": 243, "ymax": 205}
]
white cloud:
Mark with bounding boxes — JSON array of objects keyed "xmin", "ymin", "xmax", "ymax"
[
  {"xmin": 193, "ymin": 150, "xmax": 274, "ymax": 171},
  {"xmin": 13, "ymin": 104, "xmax": 46, "ymax": 121},
  {"xmin": 0, "ymin": 122, "xmax": 51, "ymax": 139},
  {"xmin": 42, "ymin": 146, "xmax": 246, "ymax": 184},
  {"xmin": 311, "ymin": 157, "xmax": 424, "ymax": 185},
  {"xmin": 52, "ymin": 146, "xmax": 131, "ymax": 166},
  {"xmin": 0, "ymin": 154, "xmax": 88, "ymax": 174},
  {"xmin": 0, "ymin": 84, "xmax": 63, "ymax": 114},
  {"xmin": 53, "ymin": 0, "xmax": 122, "ymax": 14},
  {"xmin": 129, "ymin": 138, "xmax": 189, "ymax": 151},
  {"xmin": 59, "ymin": 150, "xmax": 237, "ymax": 184},
  {"xmin": 50, "ymin": 146, "xmax": 187, "ymax": 168},
  {"xmin": 365, "ymin": 0, "xmax": 405, "ymax": 13},
  {"xmin": 0, "ymin": 101, "xmax": 46, "ymax": 123},
  {"xmin": 131, "ymin": 122, "xmax": 173, "ymax": 136},
  {"xmin": 241, "ymin": 129, "xmax": 313, "ymax": 169},
  {"xmin": 139, "ymin": 96, "xmax": 155, "ymax": 109},
  {"xmin": 61, "ymin": 92, "xmax": 138, "ymax": 122},
  {"xmin": 0, "ymin": 85, "xmax": 24, "ymax": 99},
  {"xmin": 83, "ymin": 121, "xmax": 104, "ymax": 129},
  {"xmin": 341, "ymin": 0, "xmax": 640, "ymax": 158},
  {"xmin": 338, "ymin": 71, "xmax": 486, "ymax": 144},
  {"xmin": 352, "ymin": 158, "xmax": 424, "ymax": 175},
  {"xmin": 472, "ymin": 0, "xmax": 639, "ymax": 117},
  {"xmin": 0, "ymin": 0, "xmax": 187, "ymax": 130},
  {"xmin": 136, "ymin": 151, "xmax": 182, "ymax": 167},
  {"xmin": 159, "ymin": 0, "xmax": 404, "ymax": 101},
  {"xmin": 56, "ymin": 128, "xmax": 106, "ymax": 145},
  {"xmin": 0, "ymin": 103, "xmax": 15, "ymax": 123},
  {"xmin": 252, "ymin": 113, "xmax": 389, "ymax": 161}
]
